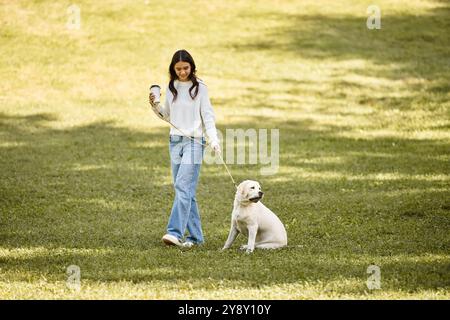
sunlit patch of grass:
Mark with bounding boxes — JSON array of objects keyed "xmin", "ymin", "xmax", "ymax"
[{"xmin": 0, "ymin": 249, "xmax": 448, "ymax": 299}]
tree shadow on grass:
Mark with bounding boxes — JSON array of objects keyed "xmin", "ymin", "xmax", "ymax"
[
  {"xmin": 215, "ymin": 6, "xmax": 450, "ymax": 121},
  {"xmin": 231, "ymin": 7, "xmax": 450, "ymax": 80},
  {"xmin": 0, "ymin": 112, "xmax": 172, "ymax": 250},
  {"xmin": 0, "ymin": 112, "xmax": 448, "ymax": 295}
]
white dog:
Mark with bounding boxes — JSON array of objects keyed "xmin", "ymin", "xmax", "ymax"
[{"xmin": 222, "ymin": 180, "xmax": 287, "ymax": 253}]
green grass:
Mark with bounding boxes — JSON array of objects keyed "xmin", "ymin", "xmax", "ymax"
[{"xmin": 0, "ymin": 0, "xmax": 449, "ymax": 299}]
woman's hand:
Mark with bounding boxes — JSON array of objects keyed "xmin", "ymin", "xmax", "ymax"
[
  {"xmin": 210, "ymin": 141, "xmax": 221, "ymax": 156},
  {"xmin": 149, "ymin": 92, "xmax": 160, "ymax": 107}
]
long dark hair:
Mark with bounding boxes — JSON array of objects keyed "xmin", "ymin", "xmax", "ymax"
[{"xmin": 168, "ymin": 49, "xmax": 200, "ymax": 101}]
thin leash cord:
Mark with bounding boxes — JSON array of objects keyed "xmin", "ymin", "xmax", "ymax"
[{"xmin": 153, "ymin": 106, "xmax": 238, "ymax": 189}]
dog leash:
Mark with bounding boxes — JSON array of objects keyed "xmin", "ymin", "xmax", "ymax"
[{"xmin": 152, "ymin": 105, "xmax": 238, "ymax": 189}]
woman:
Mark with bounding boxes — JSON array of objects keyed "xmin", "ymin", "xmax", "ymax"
[{"xmin": 149, "ymin": 49, "xmax": 221, "ymax": 248}]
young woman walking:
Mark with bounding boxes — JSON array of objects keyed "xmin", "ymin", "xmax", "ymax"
[{"xmin": 149, "ymin": 49, "xmax": 220, "ymax": 248}]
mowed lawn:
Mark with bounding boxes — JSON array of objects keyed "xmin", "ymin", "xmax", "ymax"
[{"xmin": 0, "ymin": 0, "xmax": 449, "ymax": 299}]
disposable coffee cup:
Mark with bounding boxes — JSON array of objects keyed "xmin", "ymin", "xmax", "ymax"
[{"xmin": 150, "ymin": 85, "xmax": 161, "ymax": 104}]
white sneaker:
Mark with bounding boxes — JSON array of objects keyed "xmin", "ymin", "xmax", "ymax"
[
  {"xmin": 162, "ymin": 234, "xmax": 182, "ymax": 246},
  {"xmin": 181, "ymin": 241, "xmax": 194, "ymax": 248}
]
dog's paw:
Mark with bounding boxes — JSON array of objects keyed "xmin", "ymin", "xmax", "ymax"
[
  {"xmin": 245, "ymin": 248, "xmax": 254, "ymax": 254},
  {"xmin": 239, "ymin": 244, "xmax": 248, "ymax": 251}
]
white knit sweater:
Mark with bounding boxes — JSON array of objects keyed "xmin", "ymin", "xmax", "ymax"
[{"xmin": 152, "ymin": 80, "xmax": 219, "ymax": 146}]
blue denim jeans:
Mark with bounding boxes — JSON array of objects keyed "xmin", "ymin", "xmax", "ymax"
[{"xmin": 166, "ymin": 135, "xmax": 205, "ymax": 243}]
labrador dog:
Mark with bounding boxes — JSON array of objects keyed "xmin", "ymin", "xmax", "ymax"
[{"xmin": 222, "ymin": 180, "xmax": 287, "ymax": 253}]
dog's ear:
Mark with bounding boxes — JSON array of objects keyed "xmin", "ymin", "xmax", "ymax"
[
  {"xmin": 240, "ymin": 184, "xmax": 246, "ymax": 196},
  {"xmin": 241, "ymin": 180, "xmax": 251, "ymax": 198},
  {"xmin": 237, "ymin": 180, "xmax": 248, "ymax": 198}
]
